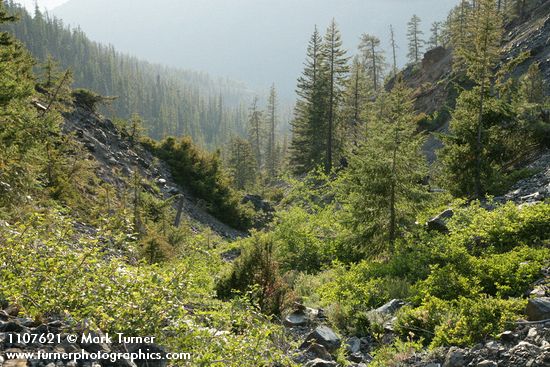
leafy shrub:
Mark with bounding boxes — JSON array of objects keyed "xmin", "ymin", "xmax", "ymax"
[
  {"xmin": 314, "ymin": 261, "xmax": 414, "ymax": 334},
  {"xmin": 369, "ymin": 339, "xmax": 423, "ymax": 367},
  {"xmin": 272, "ymin": 206, "xmax": 341, "ymax": 273},
  {"xmin": 416, "ymin": 263, "xmax": 481, "ymax": 301},
  {"xmin": 447, "ymin": 201, "xmax": 550, "ymax": 255},
  {"xmin": 0, "ymin": 212, "xmax": 293, "ymax": 366},
  {"xmin": 473, "ymin": 246, "xmax": 549, "ymax": 297},
  {"xmin": 431, "ymin": 296, "xmax": 526, "ymax": 347},
  {"xmin": 395, "ymin": 295, "xmax": 526, "ymax": 347}
]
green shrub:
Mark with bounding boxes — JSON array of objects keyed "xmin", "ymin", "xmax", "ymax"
[
  {"xmin": 272, "ymin": 205, "xmax": 342, "ymax": 273},
  {"xmin": 0, "ymin": 211, "xmax": 293, "ymax": 366},
  {"xmin": 448, "ymin": 202, "xmax": 550, "ymax": 255},
  {"xmin": 473, "ymin": 246, "xmax": 549, "ymax": 297},
  {"xmin": 416, "ymin": 263, "xmax": 481, "ymax": 301},
  {"xmin": 431, "ymin": 296, "xmax": 526, "ymax": 347},
  {"xmin": 395, "ymin": 296, "xmax": 526, "ymax": 347}
]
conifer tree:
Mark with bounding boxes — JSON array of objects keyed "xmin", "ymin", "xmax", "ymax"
[
  {"xmin": 290, "ymin": 26, "xmax": 328, "ymax": 174},
  {"xmin": 358, "ymin": 33, "xmax": 385, "ymax": 93},
  {"xmin": 449, "ymin": 1, "xmax": 472, "ymax": 56},
  {"xmin": 338, "ymin": 80, "xmax": 428, "ymax": 257},
  {"xmin": 440, "ymin": 0, "xmax": 504, "ymax": 198},
  {"xmin": 428, "ymin": 21, "xmax": 442, "ymax": 50},
  {"xmin": 247, "ymin": 96, "xmax": 264, "ymax": 171},
  {"xmin": 227, "ymin": 136, "xmax": 257, "ymax": 190},
  {"xmin": 407, "ymin": 14, "xmax": 424, "ymax": 64},
  {"xmin": 519, "ymin": 62, "xmax": 546, "ymax": 104},
  {"xmin": 265, "ymin": 84, "xmax": 278, "ymax": 179},
  {"xmin": 342, "ymin": 56, "xmax": 368, "ymax": 147},
  {"xmin": 0, "ymin": 1, "xmax": 44, "ymax": 207},
  {"xmin": 322, "ymin": 19, "xmax": 349, "ymax": 173}
]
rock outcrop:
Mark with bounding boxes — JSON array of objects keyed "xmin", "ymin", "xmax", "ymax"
[{"xmin": 63, "ymin": 104, "xmax": 245, "ymax": 239}]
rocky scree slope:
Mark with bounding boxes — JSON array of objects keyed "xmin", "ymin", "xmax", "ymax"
[
  {"xmin": 395, "ymin": 0, "xmax": 550, "ymax": 163},
  {"xmin": 62, "ymin": 102, "xmax": 245, "ymax": 239},
  {"xmin": 280, "ymin": 270, "xmax": 550, "ymax": 367}
]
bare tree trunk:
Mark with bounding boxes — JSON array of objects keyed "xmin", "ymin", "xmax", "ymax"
[
  {"xmin": 389, "ymin": 126, "xmax": 399, "ymax": 254},
  {"xmin": 371, "ymin": 42, "xmax": 378, "ymax": 92},
  {"xmin": 174, "ymin": 195, "xmax": 185, "ymax": 227},
  {"xmin": 326, "ymin": 47, "xmax": 335, "ymax": 174}
]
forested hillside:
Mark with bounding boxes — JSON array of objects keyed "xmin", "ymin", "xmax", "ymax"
[
  {"xmin": 0, "ymin": 0, "xmax": 252, "ymax": 147},
  {"xmin": 1, "ymin": 0, "xmax": 550, "ymax": 367}
]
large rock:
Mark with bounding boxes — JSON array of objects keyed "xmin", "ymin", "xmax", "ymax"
[
  {"xmin": 302, "ymin": 325, "xmax": 341, "ymax": 352},
  {"xmin": 443, "ymin": 347, "xmax": 466, "ymax": 367},
  {"xmin": 346, "ymin": 336, "xmax": 361, "ymax": 354},
  {"xmin": 426, "ymin": 209, "xmax": 454, "ymax": 233},
  {"xmin": 284, "ymin": 311, "xmax": 309, "ymax": 327},
  {"xmin": 374, "ymin": 299, "xmax": 406, "ymax": 315},
  {"xmin": 305, "ymin": 343, "xmax": 333, "ymax": 361},
  {"xmin": 525, "ymin": 297, "xmax": 550, "ymax": 321},
  {"xmin": 304, "ymin": 358, "xmax": 338, "ymax": 367}
]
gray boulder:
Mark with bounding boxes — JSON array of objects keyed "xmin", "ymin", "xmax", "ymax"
[
  {"xmin": 284, "ymin": 311, "xmax": 308, "ymax": 327},
  {"xmin": 346, "ymin": 336, "xmax": 361, "ymax": 354},
  {"xmin": 426, "ymin": 209, "xmax": 454, "ymax": 233},
  {"xmin": 374, "ymin": 299, "xmax": 406, "ymax": 315},
  {"xmin": 302, "ymin": 325, "xmax": 341, "ymax": 352},
  {"xmin": 305, "ymin": 343, "xmax": 332, "ymax": 361},
  {"xmin": 525, "ymin": 297, "xmax": 550, "ymax": 321},
  {"xmin": 304, "ymin": 359, "xmax": 338, "ymax": 367},
  {"xmin": 443, "ymin": 347, "xmax": 466, "ymax": 367}
]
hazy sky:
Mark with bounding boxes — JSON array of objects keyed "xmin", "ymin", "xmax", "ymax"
[
  {"xmin": 17, "ymin": 0, "xmax": 69, "ymax": 11},
  {"xmin": 19, "ymin": 0, "xmax": 459, "ymax": 101}
]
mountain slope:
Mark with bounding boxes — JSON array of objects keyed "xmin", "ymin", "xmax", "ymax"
[
  {"xmin": 399, "ymin": 0, "xmax": 550, "ymax": 162},
  {"xmin": 2, "ymin": 0, "xmax": 252, "ymax": 148},
  {"xmin": 50, "ymin": 0, "xmax": 458, "ymax": 100},
  {"xmin": 62, "ymin": 101, "xmax": 246, "ymax": 238}
]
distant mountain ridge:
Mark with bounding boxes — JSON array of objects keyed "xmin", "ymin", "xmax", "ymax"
[
  {"xmin": 51, "ymin": 0, "xmax": 458, "ymax": 100},
  {"xmin": 2, "ymin": 0, "xmax": 254, "ymax": 148}
]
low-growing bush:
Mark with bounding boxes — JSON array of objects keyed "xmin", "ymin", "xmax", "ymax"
[
  {"xmin": 395, "ymin": 295, "xmax": 526, "ymax": 347},
  {"xmin": 0, "ymin": 212, "xmax": 294, "ymax": 366}
]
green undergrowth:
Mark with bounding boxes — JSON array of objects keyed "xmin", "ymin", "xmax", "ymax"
[
  {"xmin": 220, "ymin": 199, "xmax": 550, "ymax": 350},
  {"xmin": 0, "ymin": 211, "xmax": 295, "ymax": 366},
  {"xmin": 295, "ymin": 202, "xmax": 549, "ymax": 347}
]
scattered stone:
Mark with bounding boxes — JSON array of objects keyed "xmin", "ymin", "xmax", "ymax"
[
  {"xmin": 426, "ymin": 209, "xmax": 454, "ymax": 233},
  {"xmin": 346, "ymin": 336, "xmax": 361, "ymax": 354},
  {"xmin": 498, "ymin": 330, "xmax": 516, "ymax": 342},
  {"xmin": 305, "ymin": 343, "xmax": 332, "ymax": 361},
  {"xmin": 0, "ymin": 321, "xmax": 26, "ymax": 333},
  {"xmin": 302, "ymin": 325, "xmax": 341, "ymax": 352},
  {"xmin": 477, "ymin": 360, "xmax": 497, "ymax": 367},
  {"xmin": 284, "ymin": 311, "xmax": 309, "ymax": 327},
  {"xmin": 374, "ymin": 299, "xmax": 406, "ymax": 315},
  {"xmin": 443, "ymin": 347, "xmax": 465, "ymax": 367},
  {"xmin": 304, "ymin": 358, "xmax": 338, "ymax": 367},
  {"xmin": 2, "ymin": 359, "xmax": 29, "ymax": 367},
  {"xmin": 525, "ymin": 297, "xmax": 550, "ymax": 321},
  {"xmin": 79, "ymin": 331, "xmax": 111, "ymax": 353}
]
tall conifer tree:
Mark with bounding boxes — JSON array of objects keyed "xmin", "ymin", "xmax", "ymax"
[
  {"xmin": 407, "ymin": 14, "xmax": 424, "ymax": 64},
  {"xmin": 322, "ymin": 19, "xmax": 349, "ymax": 173},
  {"xmin": 290, "ymin": 26, "xmax": 327, "ymax": 174}
]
